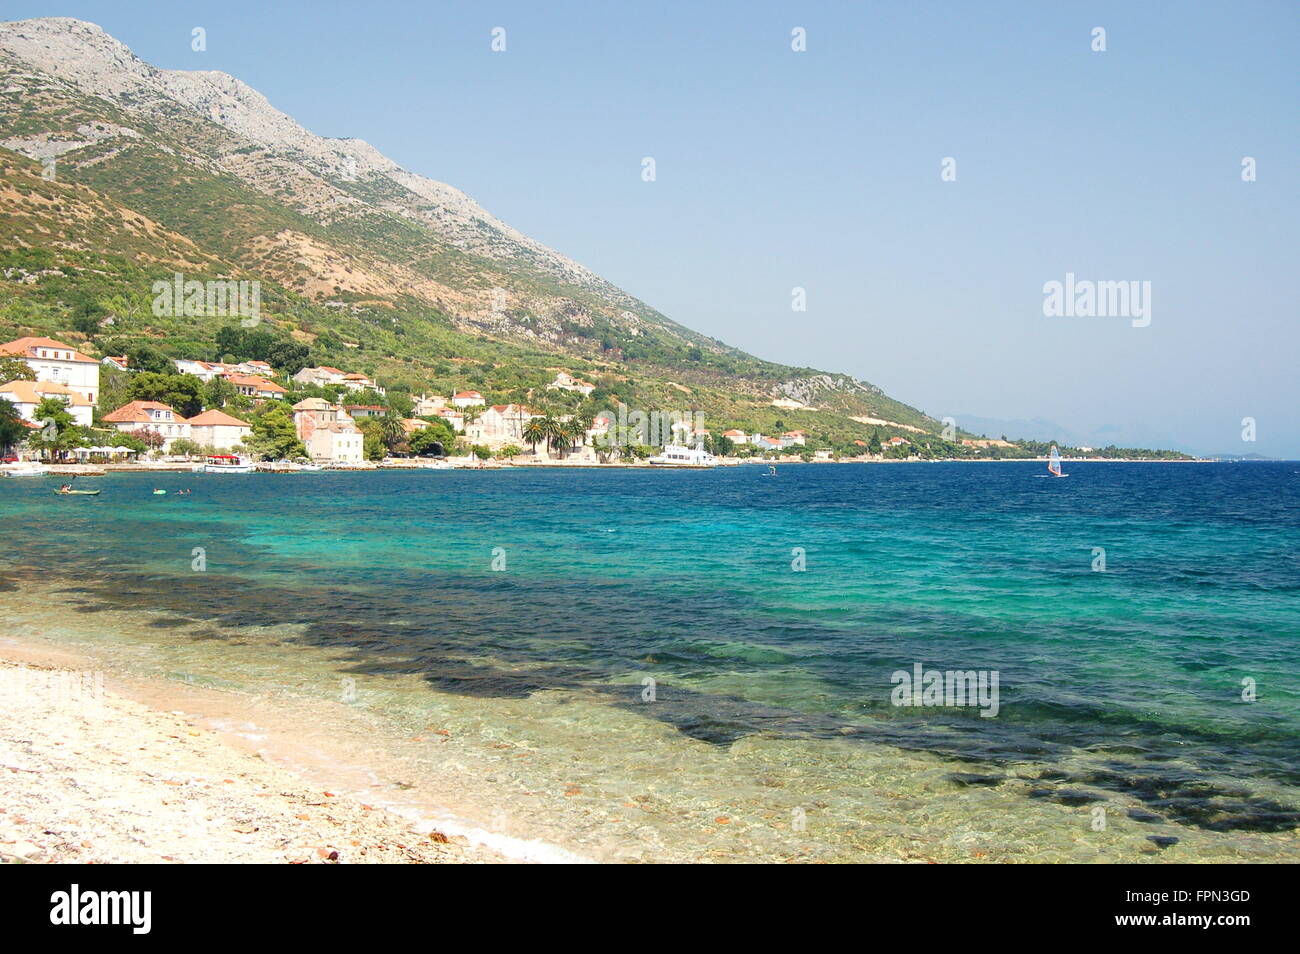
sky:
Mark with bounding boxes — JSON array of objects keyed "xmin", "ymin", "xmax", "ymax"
[{"xmin": 6, "ymin": 1, "xmax": 1298, "ymax": 456}]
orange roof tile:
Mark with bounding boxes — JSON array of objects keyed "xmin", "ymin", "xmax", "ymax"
[
  {"xmin": 0, "ymin": 336, "xmax": 97, "ymax": 363},
  {"xmin": 102, "ymin": 400, "xmax": 184, "ymax": 424},
  {"xmin": 225, "ymin": 374, "xmax": 287, "ymax": 392},
  {"xmin": 0, "ymin": 379, "xmax": 94, "ymax": 406},
  {"xmin": 187, "ymin": 409, "xmax": 250, "ymax": 428}
]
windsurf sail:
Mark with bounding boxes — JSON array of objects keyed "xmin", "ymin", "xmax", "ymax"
[{"xmin": 1048, "ymin": 444, "xmax": 1063, "ymax": 477}]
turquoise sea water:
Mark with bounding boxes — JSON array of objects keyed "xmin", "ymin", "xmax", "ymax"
[{"xmin": 2, "ymin": 461, "xmax": 1298, "ymax": 861}]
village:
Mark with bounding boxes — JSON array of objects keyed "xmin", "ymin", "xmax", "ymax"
[{"xmin": 0, "ymin": 335, "xmax": 946, "ymax": 471}]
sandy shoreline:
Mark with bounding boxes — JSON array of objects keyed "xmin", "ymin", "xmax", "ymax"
[{"xmin": 0, "ymin": 644, "xmax": 510, "ymax": 864}]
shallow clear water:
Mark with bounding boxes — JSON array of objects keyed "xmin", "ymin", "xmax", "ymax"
[{"xmin": 2, "ymin": 461, "xmax": 1297, "ymax": 861}]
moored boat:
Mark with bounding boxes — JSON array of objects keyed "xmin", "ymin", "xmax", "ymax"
[
  {"xmin": 647, "ymin": 444, "xmax": 717, "ymax": 468},
  {"xmin": 202, "ymin": 454, "xmax": 255, "ymax": 474},
  {"xmin": 2, "ymin": 462, "xmax": 48, "ymax": 477}
]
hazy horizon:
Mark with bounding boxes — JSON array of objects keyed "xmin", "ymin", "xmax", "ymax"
[{"xmin": 6, "ymin": 1, "xmax": 1297, "ymax": 456}]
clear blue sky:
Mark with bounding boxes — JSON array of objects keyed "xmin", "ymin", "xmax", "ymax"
[{"xmin": 9, "ymin": 1, "xmax": 1298, "ymax": 455}]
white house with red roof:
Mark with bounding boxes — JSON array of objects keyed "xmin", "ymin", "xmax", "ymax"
[
  {"xmin": 452, "ymin": 390, "xmax": 485, "ymax": 408},
  {"xmin": 187, "ymin": 409, "xmax": 252, "ymax": 452},
  {"xmin": 101, "ymin": 400, "xmax": 189, "ymax": 451},
  {"xmin": 547, "ymin": 371, "xmax": 596, "ymax": 396},
  {"xmin": 434, "ymin": 407, "xmax": 465, "ymax": 432},
  {"xmin": 292, "ymin": 366, "xmax": 347, "ymax": 388},
  {"xmin": 780, "ymin": 430, "xmax": 807, "ymax": 447},
  {"xmin": 174, "ymin": 358, "xmax": 224, "ymax": 381},
  {"xmin": 412, "ymin": 393, "xmax": 448, "ymax": 416},
  {"xmin": 290, "ymin": 398, "xmax": 363, "ymax": 463},
  {"xmin": 0, "ymin": 379, "xmax": 95, "ymax": 427},
  {"xmin": 340, "ymin": 372, "xmax": 383, "ymax": 394},
  {"xmin": 0, "ymin": 336, "xmax": 101, "ymax": 405},
  {"xmin": 588, "ymin": 412, "xmax": 612, "ymax": 443},
  {"xmin": 722, "ymin": 428, "xmax": 748, "ymax": 446},
  {"xmin": 291, "ymin": 365, "xmax": 382, "ymax": 394},
  {"xmin": 224, "ymin": 374, "xmax": 287, "ymax": 400}
]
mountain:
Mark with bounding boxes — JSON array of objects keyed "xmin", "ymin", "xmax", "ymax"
[
  {"xmin": 0, "ymin": 17, "xmax": 1011, "ymax": 450},
  {"xmin": 949, "ymin": 414, "xmax": 1131, "ymax": 448}
]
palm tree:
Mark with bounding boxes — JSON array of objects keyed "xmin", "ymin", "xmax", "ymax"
[
  {"xmin": 564, "ymin": 419, "xmax": 584, "ymax": 457},
  {"xmin": 539, "ymin": 414, "xmax": 561, "ymax": 457},
  {"xmin": 379, "ymin": 408, "xmax": 407, "ymax": 453},
  {"xmin": 551, "ymin": 420, "xmax": 575, "ymax": 459},
  {"xmin": 522, "ymin": 417, "xmax": 546, "ymax": 456}
]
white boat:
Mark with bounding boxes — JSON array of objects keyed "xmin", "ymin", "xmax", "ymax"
[
  {"xmin": 2, "ymin": 462, "xmax": 48, "ymax": 477},
  {"xmin": 647, "ymin": 443, "xmax": 717, "ymax": 468},
  {"xmin": 202, "ymin": 454, "xmax": 255, "ymax": 474}
]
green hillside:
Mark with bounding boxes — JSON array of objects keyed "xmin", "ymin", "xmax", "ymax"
[{"xmin": 0, "ymin": 19, "xmax": 1190, "ymax": 460}]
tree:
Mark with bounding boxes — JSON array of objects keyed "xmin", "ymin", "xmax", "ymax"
[
  {"xmin": 126, "ymin": 372, "xmax": 203, "ymax": 418},
  {"xmin": 868, "ymin": 430, "xmax": 882, "ymax": 455},
  {"xmin": 95, "ymin": 366, "xmax": 132, "ymax": 419},
  {"xmin": 126, "ymin": 427, "xmax": 164, "ymax": 452},
  {"xmin": 408, "ymin": 427, "xmax": 446, "ymax": 457},
  {"xmin": 70, "ymin": 302, "xmax": 105, "ymax": 336},
  {"xmin": 377, "ymin": 407, "xmax": 408, "ymax": 453},
  {"xmin": 593, "ymin": 441, "xmax": 619, "ymax": 464},
  {"xmin": 0, "ymin": 356, "xmax": 36, "ymax": 383},
  {"xmin": 107, "ymin": 431, "xmax": 148, "ymax": 453},
  {"xmin": 0, "ymin": 398, "xmax": 27, "ymax": 452},
  {"xmin": 385, "ymin": 389, "xmax": 414, "ymax": 417},
  {"xmin": 215, "ymin": 325, "xmax": 310, "ymax": 374},
  {"xmin": 246, "ymin": 405, "xmax": 305, "ymax": 460},
  {"xmin": 126, "ymin": 344, "xmax": 173, "ymax": 375},
  {"xmin": 358, "ymin": 420, "xmax": 386, "ymax": 461},
  {"xmin": 170, "ymin": 438, "xmax": 203, "ymax": 458},
  {"xmin": 26, "ymin": 397, "xmax": 85, "ymax": 460},
  {"xmin": 538, "ymin": 414, "xmax": 562, "ymax": 456},
  {"xmin": 706, "ymin": 434, "xmax": 735, "ymax": 457},
  {"xmin": 522, "ymin": 417, "xmax": 546, "ymax": 455},
  {"xmin": 552, "ymin": 419, "xmax": 581, "ymax": 458},
  {"xmin": 266, "ymin": 338, "xmax": 310, "ymax": 375},
  {"xmin": 202, "ymin": 375, "xmax": 237, "ymax": 409}
]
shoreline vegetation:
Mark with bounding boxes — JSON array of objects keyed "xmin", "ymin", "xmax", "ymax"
[
  {"xmin": 0, "ymin": 645, "xmax": 510, "ymax": 865},
  {"xmin": 5, "ymin": 455, "xmax": 1227, "ymax": 476}
]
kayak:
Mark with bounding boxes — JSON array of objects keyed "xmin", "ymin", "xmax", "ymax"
[
  {"xmin": 54, "ymin": 489, "xmax": 101, "ymax": 496},
  {"xmin": 152, "ymin": 489, "xmax": 167, "ymax": 495}
]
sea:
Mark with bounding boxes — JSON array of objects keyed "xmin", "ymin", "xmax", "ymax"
[{"xmin": 2, "ymin": 460, "xmax": 1297, "ymax": 862}]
